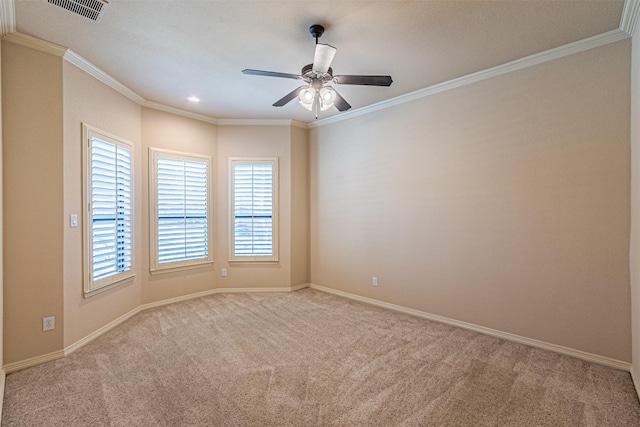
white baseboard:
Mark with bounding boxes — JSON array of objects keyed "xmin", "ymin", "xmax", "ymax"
[
  {"xmin": 632, "ymin": 364, "xmax": 640, "ymax": 401},
  {"xmin": 140, "ymin": 289, "xmax": 219, "ymax": 311},
  {"xmin": 215, "ymin": 286, "xmax": 299, "ymax": 294},
  {"xmin": 0, "ymin": 368, "xmax": 5, "ymax": 424},
  {"xmin": 3, "ymin": 284, "xmax": 311, "ymax": 374},
  {"xmin": 64, "ymin": 306, "xmax": 143, "ymax": 356},
  {"xmin": 4, "ymin": 349, "xmax": 66, "ymax": 374},
  {"xmin": 309, "ymin": 283, "xmax": 631, "ymax": 372},
  {"xmin": 291, "ymin": 282, "xmax": 311, "ymax": 291}
]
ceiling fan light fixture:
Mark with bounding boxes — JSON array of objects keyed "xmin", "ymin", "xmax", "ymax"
[
  {"xmin": 319, "ymin": 87, "xmax": 336, "ymax": 111},
  {"xmin": 298, "ymin": 87, "xmax": 316, "ymax": 110}
]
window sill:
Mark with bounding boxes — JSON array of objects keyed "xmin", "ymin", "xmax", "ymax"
[
  {"xmin": 228, "ymin": 260, "xmax": 279, "ymax": 265},
  {"xmin": 150, "ymin": 261, "xmax": 214, "ymax": 275},
  {"xmin": 84, "ymin": 274, "xmax": 136, "ymax": 299}
]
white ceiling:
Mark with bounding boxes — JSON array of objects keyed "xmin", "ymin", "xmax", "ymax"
[{"xmin": 12, "ymin": 0, "xmax": 626, "ymax": 123}]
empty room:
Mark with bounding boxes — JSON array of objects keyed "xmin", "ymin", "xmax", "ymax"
[{"xmin": 1, "ymin": 0, "xmax": 640, "ymax": 425}]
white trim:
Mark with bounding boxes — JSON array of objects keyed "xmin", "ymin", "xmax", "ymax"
[
  {"xmin": 309, "ymin": 29, "xmax": 630, "ymax": 128},
  {"xmin": 0, "ymin": 0, "xmax": 15, "ymax": 36},
  {"xmin": 3, "ymin": 285, "xmax": 308, "ymax": 373},
  {"xmin": 2, "ymin": 32, "xmax": 67, "ymax": 57},
  {"xmin": 140, "ymin": 289, "xmax": 219, "ymax": 311},
  {"xmin": 621, "ymin": 0, "xmax": 640, "ymax": 36},
  {"xmin": 0, "ymin": 368, "xmax": 5, "ymax": 423},
  {"xmin": 309, "ymin": 284, "xmax": 632, "ymax": 371},
  {"xmin": 64, "ymin": 50, "xmax": 146, "ymax": 104},
  {"xmin": 143, "ymin": 101, "xmax": 219, "ymax": 125},
  {"xmin": 291, "ymin": 282, "xmax": 311, "ymax": 291},
  {"xmin": 3, "ymin": 27, "xmax": 628, "ymax": 130},
  {"xmin": 2, "ymin": 32, "xmax": 221, "ymax": 126},
  {"xmin": 63, "ymin": 306, "xmax": 142, "ymax": 356},
  {"xmin": 215, "ymin": 286, "xmax": 296, "ymax": 293},
  {"xmin": 218, "ymin": 119, "xmax": 308, "ymax": 128},
  {"xmin": 632, "ymin": 364, "xmax": 640, "ymax": 401},
  {"xmin": 4, "ymin": 350, "xmax": 65, "ymax": 374}
]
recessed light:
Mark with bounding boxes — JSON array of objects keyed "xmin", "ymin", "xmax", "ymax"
[{"xmin": 187, "ymin": 96, "xmax": 200, "ymax": 103}]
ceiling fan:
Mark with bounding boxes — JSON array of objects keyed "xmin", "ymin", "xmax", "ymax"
[{"xmin": 242, "ymin": 24, "xmax": 393, "ymax": 119}]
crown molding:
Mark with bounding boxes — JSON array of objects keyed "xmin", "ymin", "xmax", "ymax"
[
  {"xmin": 3, "ymin": 31, "xmax": 222, "ymax": 126},
  {"xmin": 2, "ymin": 31, "xmax": 67, "ymax": 56},
  {"xmin": 309, "ymin": 28, "xmax": 630, "ymax": 129},
  {"xmin": 3, "ymin": 19, "xmax": 630, "ymax": 132},
  {"xmin": 63, "ymin": 49, "xmax": 146, "ymax": 104},
  {"xmin": 3, "ymin": 34, "xmax": 299, "ymax": 128},
  {"xmin": 217, "ymin": 118, "xmax": 308, "ymax": 128},
  {"xmin": 291, "ymin": 120, "xmax": 309, "ymax": 129},
  {"xmin": 0, "ymin": 0, "xmax": 16, "ymax": 36},
  {"xmin": 621, "ymin": 0, "xmax": 640, "ymax": 36},
  {"xmin": 143, "ymin": 101, "xmax": 219, "ymax": 125}
]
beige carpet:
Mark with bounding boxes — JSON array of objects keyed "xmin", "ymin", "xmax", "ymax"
[{"xmin": 2, "ymin": 288, "xmax": 640, "ymax": 426}]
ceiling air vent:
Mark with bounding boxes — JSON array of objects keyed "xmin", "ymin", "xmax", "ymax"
[{"xmin": 45, "ymin": 0, "xmax": 108, "ymax": 22}]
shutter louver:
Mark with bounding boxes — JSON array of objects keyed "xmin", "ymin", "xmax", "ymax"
[
  {"xmin": 156, "ymin": 156, "xmax": 209, "ymax": 265},
  {"xmin": 91, "ymin": 138, "xmax": 132, "ymax": 281},
  {"xmin": 233, "ymin": 162, "xmax": 274, "ymax": 257}
]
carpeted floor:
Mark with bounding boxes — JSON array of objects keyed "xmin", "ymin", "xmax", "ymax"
[{"xmin": 2, "ymin": 288, "xmax": 640, "ymax": 426}]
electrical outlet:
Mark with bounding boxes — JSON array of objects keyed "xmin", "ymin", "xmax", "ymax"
[
  {"xmin": 372, "ymin": 277, "xmax": 378, "ymax": 286},
  {"xmin": 43, "ymin": 316, "xmax": 55, "ymax": 331},
  {"xmin": 221, "ymin": 268, "xmax": 227, "ymax": 277}
]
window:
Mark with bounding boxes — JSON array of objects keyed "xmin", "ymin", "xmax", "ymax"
[
  {"xmin": 82, "ymin": 124, "xmax": 134, "ymax": 297},
  {"xmin": 149, "ymin": 148, "xmax": 212, "ymax": 272},
  {"xmin": 229, "ymin": 157, "xmax": 278, "ymax": 262}
]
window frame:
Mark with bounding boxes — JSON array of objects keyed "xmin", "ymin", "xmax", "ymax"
[
  {"xmin": 82, "ymin": 123, "xmax": 135, "ymax": 298},
  {"xmin": 229, "ymin": 157, "xmax": 279, "ymax": 263},
  {"xmin": 149, "ymin": 148, "xmax": 213, "ymax": 273}
]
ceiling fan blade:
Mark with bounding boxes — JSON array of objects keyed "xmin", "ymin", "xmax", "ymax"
[
  {"xmin": 273, "ymin": 86, "xmax": 306, "ymax": 107},
  {"xmin": 333, "ymin": 75, "xmax": 393, "ymax": 86},
  {"xmin": 242, "ymin": 69, "xmax": 302, "ymax": 80},
  {"xmin": 312, "ymin": 44, "xmax": 337, "ymax": 73},
  {"xmin": 331, "ymin": 88, "xmax": 351, "ymax": 111}
]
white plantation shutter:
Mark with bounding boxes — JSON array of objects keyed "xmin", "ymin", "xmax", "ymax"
[
  {"xmin": 150, "ymin": 149, "xmax": 212, "ymax": 272},
  {"xmin": 230, "ymin": 158, "xmax": 278, "ymax": 261},
  {"xmin": 91, "ymin": 139, "xmax": 132, "ymax": 280},
  {"xmin": 83, "ymin": 124, "xmax": 135, "ymax": 297}
]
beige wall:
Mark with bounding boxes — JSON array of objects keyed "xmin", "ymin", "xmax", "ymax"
[
  {"xmin": 630, "ymin": 26, "xmax": 640, "ymax": 387},
  {"xmin": 141, "ymin": 108, "xmax": 218, "ymax": 304},
  {"xmin": 4, "ymin": 27, "xmax": 632, "ymax": 375},
  {"xmin": 290, "ymin": 125, "xmax": 310, "ymax": 287},
  {"xmin": 62, "ymin": 62, "xmax": 143, "ymax": 348},
  {"xmin": 1, "ymin": 35, "xmax": 310, "ymax": 365},
  {"xmin": 310, "ymin": 40, "xmax": 632, "ymax": 362},
  {"xmin": 2, "ymin": 41, "xmax": 65, "ymax": 363},
  {"xmin": 217, "ymin": 125, "xmax": 293, "ymax": 288}
]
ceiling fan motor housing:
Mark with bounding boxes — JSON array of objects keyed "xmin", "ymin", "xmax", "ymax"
[{"xmin": 301, "ymin": 64, "xmax": 333, "ymax": 81}]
